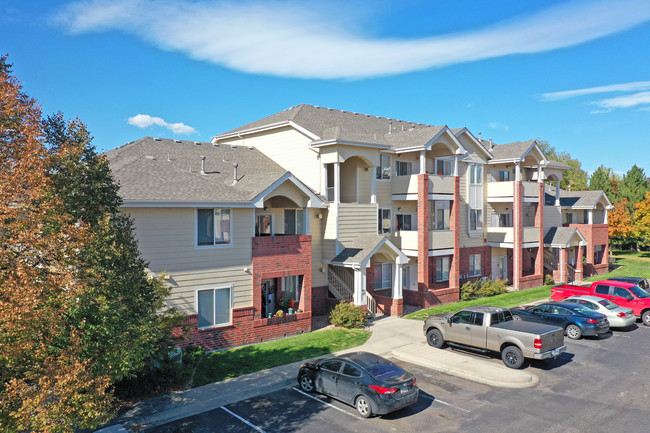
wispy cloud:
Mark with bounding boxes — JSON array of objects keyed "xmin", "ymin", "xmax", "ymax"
[
  {"xmin": 542, "ymin": 81, "xmax": 650, "ymax": 101},
  {"xmin": 128, "ymin": 114, "xmax": 197, "ymax": 135},
  {"xmin": 488, "ymin": 122, "xmax": 510, "ymax": 132},
  {"xmin": 595, "ymin": 91, "xmax": 650, "ymax": 109},
  {"xmin": 54, "ymin": 0, "xmax": 650, "ymax": 80}
]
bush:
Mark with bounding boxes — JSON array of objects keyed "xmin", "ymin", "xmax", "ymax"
[
  {"xmin": 329, "ymin": 301, "xmax": 368, "ymax": 329},
  {"xmin": 544, "ymin": 274, "xmax": 555, "ymax": 285},
  {"xmin": 460, "ymin": 278, "xmax": 508, "ymax": 301}
]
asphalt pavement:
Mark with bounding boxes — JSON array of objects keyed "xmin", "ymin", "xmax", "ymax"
[{"xmin": 98, "ymin": 312, "xmax": 542, "ymax": 432}]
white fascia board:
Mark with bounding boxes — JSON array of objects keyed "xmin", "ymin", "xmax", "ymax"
[
  {"xmin": 487, "ymin": 197, "xmax": 514, "ymax": 203},
  {"xmin": 454, "ymin": 128, "xmax": 493, "ymax": 159},
  {"xmin": 429, "ymin": 127, "xmax": 467, "ymax": 154},
  {"xmin": 488, "ymin": 158, "xmax": 524, "ymax": 164},
  {"xmin": 121, "ymin": 200, "xmax": 254, "ymax": 208},
  {"xmin": 402, "ymin": 249, "xmax": 418, "ymax": 257},
  {"xmin": 310, "ymin": 139, "xmax": 392, "ymax": 150},
  {"xmin": 359, "ymin": 238, "xmax": 408, "ymax": 268},
  {"xmin": 251, "ymin": 172, "xmax": 326, "ymax": 209},
  {"xmin": 212, "ymin": 120, "xmax": 320, "ymax": 142},
  {"xmin": 390, "ymin": 193, "xmax": 454, "ymax": 201},
  {"xmin": 523, "ymin": 242, "xmax": 540, "ymax": 248},
  {"xmin": 523, "ymin": 197, "xmax": 539, "ymax": 203},
  {"xmin": 528, "ymin": 142, "xmax": 547, "ymax": 165},
  {"xmin": 487, "ymin": 242, "xmax": 513, "ymax": 248},
  {"xmin": 429, "ymin": 248, "xmax": 455, "ymax": 257}
]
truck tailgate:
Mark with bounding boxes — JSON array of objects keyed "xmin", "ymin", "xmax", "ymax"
[{"xmin": 540, "ymin": 327, "xmax": 564, "ymax": 350}]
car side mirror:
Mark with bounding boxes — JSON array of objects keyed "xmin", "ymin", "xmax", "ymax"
[
  {"xmin": 447, "ymin": 317, "xmax": 452, "ymax": 325},
  {"xmin": 626, "ymin": 294, "xmax": 634, "ymax": 301}
]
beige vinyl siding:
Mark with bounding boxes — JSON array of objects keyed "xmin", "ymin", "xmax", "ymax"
[
  {"xmin": 376, "ymin": 178, "xmax": 392, "ymax": 207},
  {"xmin": 340, "ymin": 161, "xmax": 358, "ymax": 203},
  {"xmin": 221, "ymin": 127, "xmax": 320, "ymax": 192},
  {"xmin": 125, "ymin": 207, "xmax": 254, "ymax": 314},
  {"xmin": 309, "ymin": 209, "xmax": 327, "ymax": 287},
  {"xmin": 544, "ymin": 205, "xmax": 562, "ymax": 231},
  {"xmin": 338, "ymin": 203, "xmax": 378, "ymax": 246},
  {"xmin": 458, "ymin": 164, "xmax": 484, "ymax": 248},
  {"xmin": 357, "ymin": 165, "xmax": 372, "ymax": 204}
]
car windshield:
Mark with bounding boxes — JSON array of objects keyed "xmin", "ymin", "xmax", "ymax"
[
  {"xmin": 628, "ymin": 285, "xmax": 650, "ymax": 299},
  {"xmin": 597, "ymin": 299, "xmax": 618, "ymax": 311},
  {"xmin": 366, "ymin": 363, "xmax": 406, "ymax": 381}
]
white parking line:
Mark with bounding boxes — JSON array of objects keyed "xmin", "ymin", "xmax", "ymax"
[
  {"xmin": 419, "ymin": 394, "xmax": 470, "ymax": 413},
  {"xmin": 220, "ymin": 407, "xmax": 267, "ymax": 433},
  {"xmin": 291, "ymin": 387, "xmax": 359, "ymax": 418}
]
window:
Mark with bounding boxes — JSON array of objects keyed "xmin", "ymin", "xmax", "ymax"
[
  {"xmin": 396, "ymin": 214, "xmax": 416, "ymax": 231},
  {"xmin": 613, "ymin": 287, "xmax": 631, "ymax": 298},
  {"xmin": 283, "ymin": 275, "xmax": 303, "ymax": 305},
  {"xmin": 594, "ymin": 284, "xmax": 609, "ymax": 295},
  {"xmin": 492, "ymin": 213, "xmax": 511, "ymax": 228},
  {"xmin": 451, "ymin": 310, "xmax": 472, "ymax": 324},
  {"xmin": 197, "ymin": 208, "xmax": 231, "ymax": 246},
  {"xmin": 498, "ymin": 170, "xmax": 511, "ymax": 182},
  {"xmin": 255, "ymin": 214, "xmax": 272, "ymax": 236},
  {"xmin": 435, "ymin": 158, "xmax": 453, "ymax": 176},
  {"xmin": 469, "ymin": 208, "xmax": 483, "ymax": 231},
  {"xmin": 342, "ymin": 363, "xmax": 362, "ymax": 377},
  {"xmin": 376, "ymin": 155, "xmax": 391, "ymax": 180},
  {"xmin": 284, "ymin": 209, "xmax": 305, "ymax": 234},
  {"xmin": 374, "ymin": 263, "xmax": 392, "ymax": 290},
  {"xmin": 469, "ymin": 254, "xmax": 481, "ymax": 277},
  {"xmin": 320, "ymin": 360, "xmax": 342, "ymax": 373},
  {"xmin": 472, "ymin": 312, "xmax": 484, "ymax": 326},
  {"xmin": 434, "ymin": 201, "xmax": 450, "ymax": 230},
  {"xmin": 197, "ymin": 286, "xmax": 232, "ymax": 328},
  {"xmin": 395, "ymin": 161, "xmax": 412, "ymax": 176},
  {"xmin": 594, "ymin": 245, "xmax": 604, "ymax": 264},
  {"xmin": 378, "ymin": 208, "xmax": 391, "ymax": 234},
  {"xmin": 565, "ymin": 213, "xmax": 574, "ymax": 224},
  {"xmin": 436, "ymin": 256, "xmax": 450, "ymax": 282},
  {"xmin": 469, "ymin": 164, "xmax": 482, "ymax": 185}
]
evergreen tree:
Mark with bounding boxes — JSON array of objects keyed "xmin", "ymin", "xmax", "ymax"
[
  {"xmin": 619, "ymin": 165, "xmax": 650, "ymax": 211},
  {"xmin": 538, "ymin": 139, "xmax": 588, "ymax": 191}
]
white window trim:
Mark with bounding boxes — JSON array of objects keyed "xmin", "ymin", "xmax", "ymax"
[
  {"xmin": 396, "ymin": 213, "xmax": 417, "ymax": 231},
  {"xmin": 255, "ymin": 213, "xmax": 274, "ymax": 236},
  {"xmin": 469, "ymin": 163, "xmax": 483, "ymax": 185},
  {"xmin": 436, "ymin": 256, "xmax": 450, "ymax": 282},
  {"xmin": 469, "ymin": 254, "xmax": 482, "ymax": 277},
  {"xmin": 377, "ymin": 154, "xmax": 391, "ymax": 181},
  {"xmin": 282, "ymin": 208, "xmax": 307, "ymax": 235},
  {"xmin": 195, "ymin": 284, "xmax": 233, "ymax": 329},
  {"xmin": 434, "ymin": 200, "xmax": 451, "ymax": 231},
  {"xmin": 434, "ymin": 157, "xmax": 454, "ymax": 177},
  {"xmin": 195, "ymin": 208, "xmax": 234, "ymax": 249},
  {"xmin": 374, "ymin": 263, "xmax": 392, "ymax": 290},
  {"xmin": 395, "ymin": 160, "xmax": 414, "ymax": 177},
  {"xmin": 378, "ymin": 208, "xmax": 392, "ymax": 234},
  {"xmin": 468, "ymin": 206, "xmax": 484, "ymax": 233}
]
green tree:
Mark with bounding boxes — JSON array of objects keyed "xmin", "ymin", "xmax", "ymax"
[
  {"xmin": 538, "ymin": 139, "xmax": 588, "ymax": 191},
  {"xmin": 42, "ymin": 113, "xmax": 184, "ymax": 384},
  {"xmin": 619, "ymin": 165, "xmax": 650, "ymax": 211}
]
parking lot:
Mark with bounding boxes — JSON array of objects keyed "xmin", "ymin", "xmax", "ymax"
[{"xmin": 146, "ymin": 323, "xmax": 650, "ymax": 433}]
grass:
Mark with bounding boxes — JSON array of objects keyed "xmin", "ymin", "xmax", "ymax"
[
  {"xmin": 193, "ymin": 328, "xmax": 370, "ymax": 386},
  {"xmin": 403, "ymin": 285, "xmax": 553, "ymax": 321}
]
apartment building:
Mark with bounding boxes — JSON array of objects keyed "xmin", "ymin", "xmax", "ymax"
[{"xmin": 108, "ymin": 104, "xmax": 611, "ymax": 350}]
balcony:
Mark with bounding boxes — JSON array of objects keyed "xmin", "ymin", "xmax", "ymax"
[
  {"xmin": 392, "ymin": 174, "xmax": 454, "ymax": 196},
  {"xmin": 394, "ymin": 229, "xmax": 454, "ymax": 250},
  {"xmin": 487, "ymin": 226, "xmax": 539, "ymax": 245},
  {"xmin": 252, "ymin": 234, "xmax": 312, "ymax": 257},
  {"xmin": 487, "ymin": 181, "xmax": 539, "ymax": 200}
]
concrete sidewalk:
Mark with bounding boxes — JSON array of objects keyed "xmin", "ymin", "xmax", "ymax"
[{"xmin": 100, "ymin": 315, "xmax": 540, "ymax": 432}]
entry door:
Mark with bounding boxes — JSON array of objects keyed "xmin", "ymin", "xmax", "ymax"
[{"xmin": 492, "ymin": 256, "xmax": 507, "ymax": 281}]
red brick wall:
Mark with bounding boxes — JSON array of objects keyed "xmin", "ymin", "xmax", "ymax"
[
  {"xmin": 513, "ymin": 179, "xmax": 523, "ymax": 290},
  {"xmin": 417, "ymin": 175, "xmax": 430, "ymax": 292},
  {"xmin": 570, "ymin": 224, "xmax": 609, "ymax": 276},
  {"xmin": 311, "ymin": 285, "xmax": 330, "ymax": 316},
  {"xmin": 459, "ymin": 246, "xmax": 491, "ymax": 284},
  {"xmin": 449, "ymin": 176, "xmax": 461, "ymax": 291}
]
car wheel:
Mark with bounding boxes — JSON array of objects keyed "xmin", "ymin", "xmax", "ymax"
[
  {"xmin": 355, "ymin": 395, "xmax": 373, "ymax": 418},
  {"xmin": 298, "ymin": 374, "xmax": 314, "ymax": 393},
  {"xmin": 513, "ymin": 314, "xmax": 522, "ymax": 321},
  {"xmin": 501, "ymin": 346, "xmax": 524, "ymax": 369},
  {"xmin": 642, "ymin": 311, "xmax": 650, "ymax": 327},
  {"xmin": 426, "ymin": 328, "xmax": 445, "ymax": 349},
  {"xmin": 566, "ymin": 324, "xmax": 582, "ymax": 340}
]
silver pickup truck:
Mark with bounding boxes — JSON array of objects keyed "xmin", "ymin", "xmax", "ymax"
[{"xmin": 423, "ymin": 306, "xmax": 566, "ymax": 369}]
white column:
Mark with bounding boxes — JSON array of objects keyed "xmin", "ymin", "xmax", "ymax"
[
  {"xmin": 515, "ymin": 161, "xmax": 521, "ymax": 182},
  {"xmin": 419, "ymin": 151, "xmax": 426, "ymax": 175},
  {"xmin": 321, "ymin": 163, "xmax": 328, "ymax": 199},
  {"xmin": 304, "ymin": 208, "xmax": 310, "ymax": 235},
  {"xmin": 333, "ymin": 162, "xmax": 341, "ymax": 204},
  {"xmin": 588, "ymin": 210, "xmax": 593, "ymax": 225},
  {"xmin": 371, "ymin": 167, "xmax": 377, "ymax": 204},
  {"xmin": 353, "ymin": 267, "xmax": 367, "ymax": 306},
  {"xmin": 392, "ymin": 263, "xmax": 403, "ymax": 300},
  {"xmin": 537, "ymin": 166, "xmax": 543, "ymax": 183},
  {"xmin": 453, "ymin": 154, "xmax": 459, "ymax": 176},
  {"xmin": 555, "ymin": 180, "xmax": 561, "ymax": 206},
  {"xmin": 604, "ymin": 208, "xmax": 608, "ymax": 224}
]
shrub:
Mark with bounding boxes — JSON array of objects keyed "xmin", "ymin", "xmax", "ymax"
[
  {"xmin": 544, "ymin": 274, "xmax": 555, "ymax": 285},
  {"xmin": 460, "ymin": 278, "xmax": 508, "ymax": 301},
  {"xmin": 329, "ymin": 301, "xmax": 368, "ymax": 329}
]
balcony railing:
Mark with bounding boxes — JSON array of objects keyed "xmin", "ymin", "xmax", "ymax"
[
  {"xmin": 487, "ymin": 226, "xmax": 539, "ymax": 244},
  {"xmin": 487, "ymin": 181, "xmax": 539, "ymax": 199},
  {"xmin": 391, "ymin": 174, "xmax": 454, "ymax": 196},
  {"xmin": 394, "ymin": 229, "xmax": 454, "ymax": 250}
]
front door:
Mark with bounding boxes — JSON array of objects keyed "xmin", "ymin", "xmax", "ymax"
[
  {"xmin": 492, "ymin": 255, "xmax": 507, "ymax": 281},
  {"xmin": 317, "ymin": 359, "xmax": 342, "ymax": 397},
  {"xmin": 446, "ymin": 310, "xmax": 473, "ymax": 345}
]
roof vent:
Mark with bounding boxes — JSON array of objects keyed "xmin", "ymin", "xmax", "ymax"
[
  {"xmin": 388, "ymin": 120, "xmax": 392, "ymax": 134},
  {"xmin": 193, "ymin": 141, "xmax": 200, "ymax": 145},
  {"xmin": 213, "ymin": 142, "xmax": 219, "ymax": 147},
  {"xmin": 230, "ymin": 144, "xmax": 237, "ymax": 149},
  {"xmin": 153, "ymin": 137, "xmax": 161, "ymax": 141},
  {"xmin": 489, "ymin": 137, "xmax": 494, "ymax": 149},
  {"xmin": 175, "ymin": 139, "xmax": 182, "ymax": 143},
  {"xmin": 145, "ymin": 155, "xmax": 155, "ymax": 160},
  {"xmin": 200, "ymin": 156, "xmax": 206, "ymax": 175},
  {"xmin": 233, "ymin": 162, "xmax": 239, "ymax": 185},
  {"xmin": 247, "ymin": 146, "xmax": 254, "ymax": 150}
]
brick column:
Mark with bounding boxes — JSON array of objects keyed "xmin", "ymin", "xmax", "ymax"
[
  {"xmin": 449, "ymin": 176, "xmax": 461, "ymax": 292},
  {"xmin": 535, "ymin": 182, "xmax": 544, "ymax": 277},
  {"xmin": 513, "ymin": 180, "xmax": 523, "ymax": 290},
  {"xmin": 576, "ymin": 244, "xmax": 584, "ymax": 282},
  {"xmin": 559, "ymin": 247, "xmax": 568, "ymax": 283},
  {"xmin": 602, "ymin": 241, "xmax": 609, "ymax": 267},
  {"xmin": 417, "ymin": 175, "xmax": 430, "ymax": 298},
  {"xmin": 585, "ymin": 239, "xmax": 595, "ymax": 268}
]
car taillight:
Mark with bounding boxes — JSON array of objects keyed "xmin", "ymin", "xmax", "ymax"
[
  {"xmin": 369, "ymin": 385, "xmax": 397, "ymax": 394},
  {"xmin": 586, "ymin": 319, "xmax": 597, "ymax": 324},
  {"xmin": 617, "ymin": 312, "xmax": 626, "ymax": 317},
  {"xmin": 412, "ymin": 378, "xmax": 417, "ymax": 386},
  {"xmin": 534, "ymin": 338, "xmax": 542, "ymax": 349}
]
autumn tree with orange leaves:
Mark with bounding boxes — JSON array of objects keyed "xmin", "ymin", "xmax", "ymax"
[{"xmin": 0, "ymin": 56, "xmax": 113, "ymax": 431}]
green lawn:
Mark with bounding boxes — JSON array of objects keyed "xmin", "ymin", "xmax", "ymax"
[{"xmin": 193, "ymin": 328, "xmax": 370, "ymax": 386}]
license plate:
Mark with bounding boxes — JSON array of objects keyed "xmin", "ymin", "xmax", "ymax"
[
  {"xmin": 551, "ymin": 348, "xmax": 560, "ymax": 356},
  {"xmin": 401, "ymin": 387, "xmax": 408, "ymax": 393}
]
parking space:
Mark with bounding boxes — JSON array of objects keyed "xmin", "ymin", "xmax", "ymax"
[{"xmin": 147, "ymin": 323, "xmax": 650, "ymax": 433}]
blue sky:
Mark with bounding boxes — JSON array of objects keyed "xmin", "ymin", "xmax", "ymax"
[{"xmin": 2, "ymin": 0, "xmax": 650, "ymax": 175}]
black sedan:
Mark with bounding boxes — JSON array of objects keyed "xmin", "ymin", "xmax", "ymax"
[
  {"xmin": 297, "ymin": 352, "xmax": 418, "ymax": 418},
  {"xmin": 608, "ymin": 276, "xmax": 650, "ymax": 291},
  {"xmin": 511, "ymin": 302, "xmax": 609, "ymax": 339}
]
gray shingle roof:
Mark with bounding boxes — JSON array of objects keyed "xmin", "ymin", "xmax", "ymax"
[
  {"xmin": 544, "ymin": 186, "xmax": 608, "ymax": 208},
  {"xmin": 489, "ymin": 140, "xmax": 537, "ymax": 161},
  {"xmin": 331, "ymin": 235, "xmax": 392, "ymax": 265},
  {"xmin": 544, "ymin": 227, "xmax": 582, "ymax": 247},
  {"xmin": 105, "ymin": 137, "xmax": 288, "ymax": 203},
  {"xmin": 216, "ymin": 104, "xmax": 446, "ymax": 149}
]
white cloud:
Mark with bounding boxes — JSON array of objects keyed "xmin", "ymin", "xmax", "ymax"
[
  {"xmin": 488, "ymin": 122, "xmax": 510, "ymax": 132},
  {"xmin": 54, "ymin": 0, "xmax": 650, "ymax": 80},
  {"xmin": 542, "ymin": 81, "xmax": 650, "ymax": 101},
  {"xmin": 595, "ymin": 91, "xmax": 650, "ymax": 109},
  {"xmin": 127, "ymin": 114, "xmax": 197, "ymax": 135}
]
